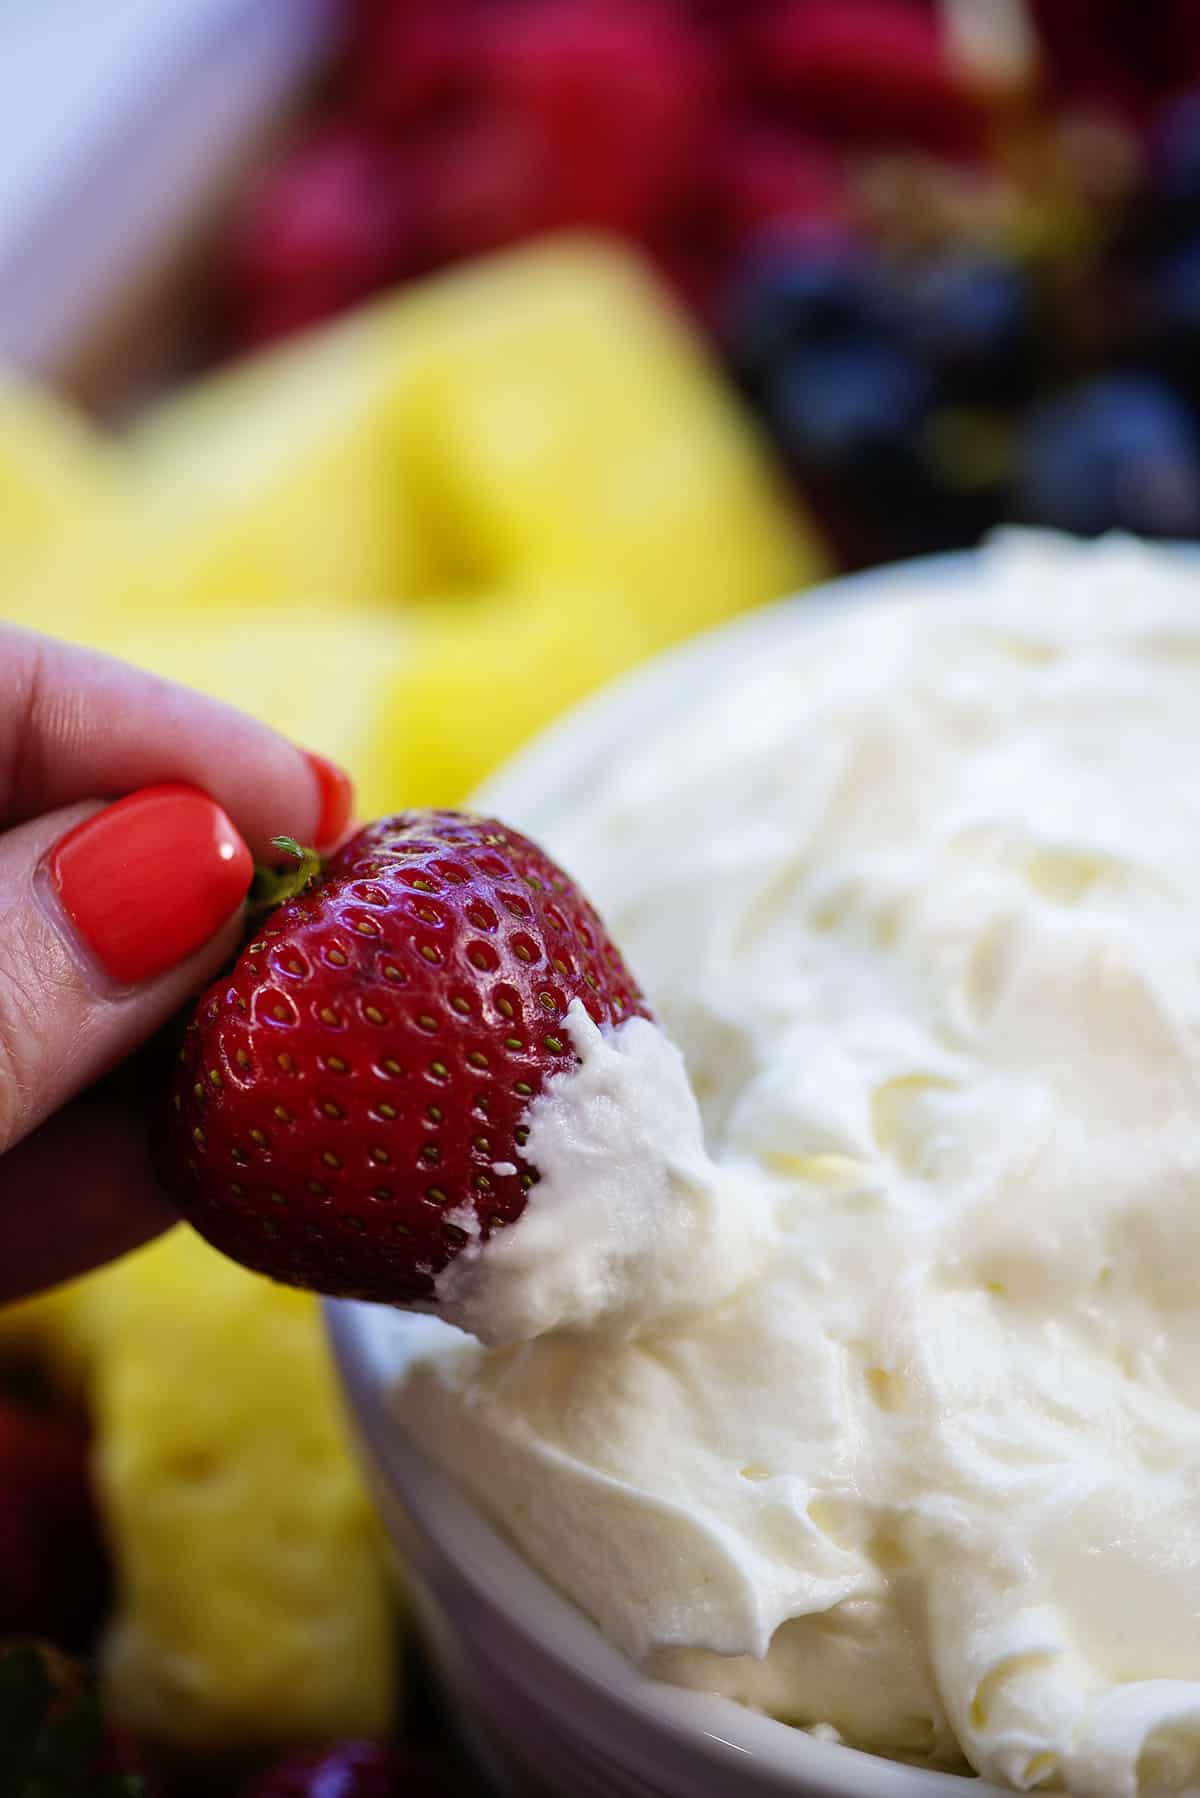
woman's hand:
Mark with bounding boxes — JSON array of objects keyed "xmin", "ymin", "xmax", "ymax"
[{"xmin": 0, "ymin": 624, "xmax": 354, "ymax": 1302}]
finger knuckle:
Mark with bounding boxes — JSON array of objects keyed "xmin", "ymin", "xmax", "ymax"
[
  {"xmin": 0, "ymin": 635, "xmax": 50, "ymax": 818},
  {"xmin": 0, "ymin": 966, "xmax": 39, "ymax": 1153},
  {"xmin": 0, "ymin": 902, "xmax": 74, "ymax": 1155}
]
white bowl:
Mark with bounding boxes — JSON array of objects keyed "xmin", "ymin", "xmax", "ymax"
[{"xmin": 326, "ymin": 554, "xmax": 1008, "ymax": 1798}]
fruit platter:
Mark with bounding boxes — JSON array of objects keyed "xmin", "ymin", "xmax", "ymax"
[
  {"xmin": 221, "ymin": 0, "xmax": 1200, "ymax": 561},
  {"xmin": 3, "ymin": 3, "xmax": 1200, "ymax": 1795}
]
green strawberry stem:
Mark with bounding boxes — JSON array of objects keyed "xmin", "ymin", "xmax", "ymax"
[{"xmin": 247, "ymin": 837, "xmax": 323, "ymax": 922}]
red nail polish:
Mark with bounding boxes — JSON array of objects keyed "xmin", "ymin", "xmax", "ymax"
[
  {"xmin": 46, "ymin": 785, "xmax": 253, "ymax": 987},
  {"xmin": 303, "ymin": 751, "xmax": 355, "ymax": 848}
]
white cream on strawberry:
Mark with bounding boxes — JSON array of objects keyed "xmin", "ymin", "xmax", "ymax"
[
  {"xmin": 434, "ymin": 1000, "xmax": 770, "ymax": 1347},
  {"xmin": 395, "ymin": 532, "xmax": 1200, "ymax": 1797}
]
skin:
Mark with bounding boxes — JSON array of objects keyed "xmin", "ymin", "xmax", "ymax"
[{"xmin": 0, "ymin": 625, "xmax": 351, "ymax": 1303}]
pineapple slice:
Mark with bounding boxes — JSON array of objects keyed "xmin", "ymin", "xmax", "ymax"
[
  {"xmin": 94, "ymin": 598, "xmax": 412, "ymax": 819},
  {"xmin": 120, "ymin": 239, "xmax": 816, "ymax": 630},
  {"xmin": 0, "ymin": 371, "xmax": 123, "ymax": 563},
  {"xmin": 387, "ymin": 238, "xmax": 821, "ymax": 649},
  {"xmin": 0, "ymin": 372, "xmax": 142, "ymax": 642},
  {"xmin": 383, "ymin": 580, "xmax": 652, "ymax": 807},
  {"xmin": 126, "ymin": 312, "xmax": 431, "ymax": 611},
  {"xmin": 72, "ymin": 1231, "xmax": 394, "ymax": 1753}
]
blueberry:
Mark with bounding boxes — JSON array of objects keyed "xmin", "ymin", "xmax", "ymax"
[
  {"xmin": 1017, "ymin": 374, "xmax": 1200, "ymax": 539},
  {"xmin": 1146, "ymin": 234, "xmax": 1200, "ymax": 386},
  {"xmin": 905, "ymin": 254, "xmax": 1037, "ymax": 400},
  {"xmin": 770, "ymin": 337, "xmax": 932, "ymax": 476},
  {"xmin": 1150, "ymin": 87, "xmax": 1200, "ymax": 218},
  {"xmin": 721, "ymin": 243, "xmax": 894, "ymax": 390}
]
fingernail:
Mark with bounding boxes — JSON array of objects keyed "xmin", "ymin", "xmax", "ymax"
[
  {"xmin": 303, "ymin": 750, "xmax": 355, "ymax": 848},
  {"xmin": 46, "ymin": 785, "xmax": 253, "ymax": 986}
]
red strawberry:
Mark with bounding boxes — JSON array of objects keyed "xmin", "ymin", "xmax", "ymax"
[
  {"xmin": 469, "ymin": 0, "xmax": 720, "ymax": 242},
  {"xmin": 158, "ymin": 813, "xmax": 649, "ymax": 1307},
  {"xmin": 421, "ymin": 109, "xmax": 552, "ymax": 266},
  {"xmin": 242, "ymin": 1741, "xmax": 456, "ymax": 1797},
  {"xmin": 348, "ymin": 4, "xmax": 493, "ymax": 133},
  {"xmin": 744, "ymin": 2, "xmax": 986, "ymax": 159},
  {"xmin": 225, "ymin": 128, "xmax": 419, "ymax": 349},
  {"xmin": 714, "ymin": 126, "xmax": 854, "ymax": 256},
  {"xmin": 0, "ymin": 1400, "xmax": 109, "ymax": 1653}
]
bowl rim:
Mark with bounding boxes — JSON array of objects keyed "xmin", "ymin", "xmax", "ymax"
[{"xmin": 326, "ymin": 549, "xmax": 1011, "ymax": 1798}]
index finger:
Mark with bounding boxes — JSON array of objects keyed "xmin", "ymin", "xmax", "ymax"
[{"xmin": 0, "ymin": 626, "xmax": 354, "ymax": 856}]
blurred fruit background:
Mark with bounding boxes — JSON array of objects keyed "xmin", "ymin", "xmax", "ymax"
[
  {"xmin": 1, "ymin": 0, "xmax": 1199, "ymax": 1791},
  {"xmin": 218, "ymin": 0, "xmax": 1200, "ymax": 560}
]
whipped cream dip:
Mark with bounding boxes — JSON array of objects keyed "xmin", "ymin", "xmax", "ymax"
[
  {"xmin": 395, "ymin": 533, "xmax": 1200, "ymax": 1798},
  {"xmin": 433, "ymin": 1000, "xmax": 771, "ymax": 1347}
]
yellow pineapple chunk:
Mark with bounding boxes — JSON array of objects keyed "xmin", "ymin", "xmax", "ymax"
[
  {"xmin": 96, "ymin": 598, "xmax": 413, "ymax": 818},
  {"xmin": 0, "ymin": 371, "xmax": 122, "ymax": 559},
  {"xmin": 126, "ymin": 313, "xmax": 431, "ymax": 611},
  {"xmin": 386, "ymin": 238, "xmax": 820, "ymax": 647},
  {"xmin": 0, "ymin": 371, "xmax": 143, "ymax": 640},
  {"xmin": 77, "ymin": 1230, "xmax": 394, "ymax": 1752},
  {"xmin": 383, "ymin": 581, "xmax": 651, "ymax": 807}
]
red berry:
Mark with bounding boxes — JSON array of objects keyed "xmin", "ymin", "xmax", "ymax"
[
  {"xmin": 422, "ymin": 109, "xmax": 552, "ymax": 266},
  {"xmin": 744, "ymin": 2, "xmax": 986, "ymax": 158},
  {"xmin": 159, "ymin": 813, "xmax": 649, "ymax": 1308},
  {"xmin": 225, "ymin": 129, "xmax": 417, "ymax": 348},
  {"xmin": 241, "ymin": 1740, "xmax": 448, "ymax": 1798},
  {"xmin": 348, "ymin": 4, "xmax": 493, "ymax": 134},
  {"xmin": 714, "ymin": 126, "xmax": 853, "ymax": 256},
  {"xmin": 0, "ymin": 1401, "xmax": 108, "ymax": 1652},
  {"xmin": 682, "ymin": 0, "xmax": 759, "ymax": 26},
  {"xmin": 647, "ymin": 234, "xmax": 727, "ymax": 328},
  {"xmin": 476, "ymin": 0, "xmax": 720, "ymax": 239}
]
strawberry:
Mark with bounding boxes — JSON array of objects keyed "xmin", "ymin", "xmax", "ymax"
[
  {"xmin": 467, "ymin": 0, "xmax": 720, "ymax": 243},
  {"xmin": 420, "ymin": 109, "xmax": 552, "ymax": 267},
  {"xmin": 225, "ymin": 128, "xmax": 419, "ymax": 350},
  {"xmin": 158, "ymin": 813, "xmax": 649, "ymax": 1307},
  {"xmin": 713, "ymin": 126, "xmax": 854, "ymax": 258},
  {"xmin": 242, "ymin": 1741, "xmax": 457, "ymax": 1797},
  {"xmin": 744, "ymin": 2, "xmax": 986, "ymax": 160},
  {"xmin": 0, "ymin": 1400, "xmax": 109, "ymax": 1653},
  {"xmin": 348, "ymin": 4, "xmax": 493, "ymax": 134}
]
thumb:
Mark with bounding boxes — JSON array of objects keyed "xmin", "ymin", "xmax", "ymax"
[{"xmin": 0, "ymin": 784, "xmax": 254, "ymax": 1155}]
